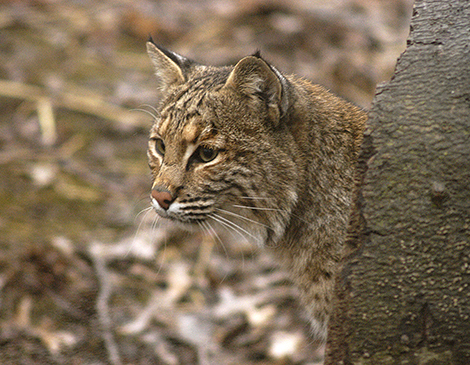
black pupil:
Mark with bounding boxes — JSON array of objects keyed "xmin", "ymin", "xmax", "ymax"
[
  {"xmin": 157, "ymin": 140, "xmax": 165, "ymax": 154},
  {"xmin": 201, "ymin": 148, "xmax": 214, "ymax": 161}
]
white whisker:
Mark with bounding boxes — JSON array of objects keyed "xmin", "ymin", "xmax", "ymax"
[
  {"xmin": 232, "ymin": 204, "xmax": 282, "ymax": 212},
  {"xmin": 132, "ymin": 207, "xmax": 154, "ymax": 238},
  {"xmin": 127, "ymin": 206, "xmax": 155, "ymax": 257},
  {"xmin": 196, "ymin": 221, "xmax": 207, "ymax": 237},
  {"xmin": 199, "ymin": 220, "xmax": 212, "ymax": 238},
  {"xmin": 209, "ymin": 214, "xmax": 247, "ymax": 241},
  {"xmin": 215, "ymin": 207, "xmax": 270, "ymax": 229},
  {"xmin": 203, "ymin": 220, "xmax": 233, "ymax": 280},
  {"xmin": 240, "ymin": 196, "xmax": 271, "ymax": 200},
  {"xmin": 134, "ymin": 206, "xmax": 153, "ymax": 222},
  {"xmin": 234, "ymin": 202, "xmax": 310, "ymax": 225},
  {"xmin": 210, "ymin": 213, "xmax": 261, "ymax": 244},
  {"xmin": 140, "ymin": 103, "xmax": 160, "ymax": 116},
  {"xmin": 130, "ymin": 107, "xmax": 158, "ymax": 121},
  {"xmin": 154, "ymin": 227, "xmax": 168, "ymax": 276},
  {"xmin": 150, "ymin": 212, "xmax": 161, "ymax": 232},
  {"xmin": 202, "ymin": 220, "xmax": 230, "ymax": 260}
]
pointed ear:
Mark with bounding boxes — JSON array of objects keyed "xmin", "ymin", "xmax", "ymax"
[
  {"xmin": 146, "ymin": 42, "xmax": 193, "ymax": 93},
  {"xmin": 223, "ymin": 55, "xmax": 289, "ymax": 121}
]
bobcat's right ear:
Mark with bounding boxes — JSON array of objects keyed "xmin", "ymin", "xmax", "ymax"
[{"xmin": 146, "ymin": 41, "xmax": 194, "ymax": 93}]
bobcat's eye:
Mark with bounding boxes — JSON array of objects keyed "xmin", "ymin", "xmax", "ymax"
[
  {"xmin": 153, "ymin": 138, "xmax": 165, "ymax": 156},
  {"xmin": 198, "ymin": 147, "xmax": 218, "ymax": 163}
]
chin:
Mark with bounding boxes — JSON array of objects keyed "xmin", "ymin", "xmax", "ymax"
[
  {"xmin": 153, "ymin": 210, "xmax": 203, "ymax": 233},
  {"xmin": 170, "ymin": 219, "xmax": 202, "ymax": 233}
]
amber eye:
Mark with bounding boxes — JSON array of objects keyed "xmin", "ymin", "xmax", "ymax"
[
  {"xmin": 154, "ymin": 138, "xmax": 165, "ymax": 156},
  {"xmin": 198, "ymin": 147, "xmax": 218, "ymax": 162}
]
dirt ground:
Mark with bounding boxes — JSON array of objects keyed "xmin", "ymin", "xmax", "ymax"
[{"xmin": 0, "ymin": 0, "xmax": 412, "ymax": 364}]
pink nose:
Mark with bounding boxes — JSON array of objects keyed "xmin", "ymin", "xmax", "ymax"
[{"xmin": 151, "ymin": 189, "xmax": 174, "ymax": 210}]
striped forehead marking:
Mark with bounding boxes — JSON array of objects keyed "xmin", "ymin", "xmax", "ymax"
[
  {"xmin": 158, "ymin": 115, "xmax": 171, "ymax": 136},
  {"xmin": 181, "ymin": 121, "xmax": 200, "ymax": 162}
]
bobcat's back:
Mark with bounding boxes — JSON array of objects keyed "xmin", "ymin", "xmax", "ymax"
[{"xmin": 146, "ymin": 41, "xmax": 367, "ymax": 340}]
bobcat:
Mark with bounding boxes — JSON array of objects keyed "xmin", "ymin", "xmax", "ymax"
[{"xmin": 146, "ymin": 40, "xmax": 367, "ymax": 341}]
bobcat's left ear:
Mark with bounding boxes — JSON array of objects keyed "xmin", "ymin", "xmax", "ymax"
[
  {"xmin": 223, "ymin": 54, "xmax": 289, "ymax": 122},
  {"xmin": 146, "ymin": 40, "xmax": 195, "ymax": 94}
]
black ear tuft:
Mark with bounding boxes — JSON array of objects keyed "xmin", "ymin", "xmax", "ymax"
[
  {"xmin": 159, "ymin": 46, "xmax": 188, "ymax": 69},
  {"xmin": 147, "ymin": 42, "xmax": 192, "ymax": 92},
  {"xmin": 147, "ymin": 37, "xmax": 196, "ymax": 71},
  {"xmin": 252, "ymin": 49, "xmax": 262, "ymax": 59}
]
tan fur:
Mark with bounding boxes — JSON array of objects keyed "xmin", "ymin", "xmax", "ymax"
[{"xmin": 146, "ymin": 41, "xmax": 367, "ymax": 341}]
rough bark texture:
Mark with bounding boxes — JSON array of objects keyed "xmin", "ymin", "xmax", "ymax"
[{"xmin": 325, "ymin": 0, "xmax": 470, "ymax": 364}]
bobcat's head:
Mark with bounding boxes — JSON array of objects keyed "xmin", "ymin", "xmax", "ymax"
[{"xmin": 146, "ymin": 41, "xmax": 299, "ymax": 245}]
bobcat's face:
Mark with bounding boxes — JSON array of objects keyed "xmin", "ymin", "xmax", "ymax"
[
  {"xmin": 146, "ymin": 43, "xmax": 299, "ymax": 244},
  {"xmin": 148, "ymin": 93, "xmax": 230, "ymax": 224}
]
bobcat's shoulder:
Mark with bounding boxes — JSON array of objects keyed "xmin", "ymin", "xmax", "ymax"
[{"xmin": 146, "ymin": 41, "xmax": 367, "ymax": 340}]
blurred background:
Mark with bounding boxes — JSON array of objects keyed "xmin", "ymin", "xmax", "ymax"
[{"xmin": 0, "ymin": 0, "xmax": 412, "ymax": 364}]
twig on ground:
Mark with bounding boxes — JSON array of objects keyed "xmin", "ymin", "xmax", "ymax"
[
  {"xmin": 36, "ymin": 97, "xmax": 57, "ymax": 146},
  {"xmin": 89, "ymin": 243, "xmax": 122, "ymax": 365},
  {"xmin": 0, "ymin": 79, "xmax": 149, "ymax": 129}
]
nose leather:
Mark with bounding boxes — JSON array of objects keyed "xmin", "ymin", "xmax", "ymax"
[{"xmin": 151, "ymin": 189, "xmax": 174, "ymax": 210}]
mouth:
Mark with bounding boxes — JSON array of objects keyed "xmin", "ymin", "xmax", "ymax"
[
  {"xmin": 153, "ymin": 209, "xmax": 207, "ymax": 233},
  {"xmin": 150, "ymin": 199, "xmax": 170, "ymax": 218},
  {"xmin": 151, "ymin": 200, "xmax": 207, "ymax": 226}
]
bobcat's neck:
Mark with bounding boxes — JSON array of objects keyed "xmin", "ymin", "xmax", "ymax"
[{"xmin": 267, "ymin": 78, "xmax": 367, "ymax": 339}]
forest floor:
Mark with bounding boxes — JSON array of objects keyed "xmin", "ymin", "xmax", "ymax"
[{"xmin": 0, "ymin": 0, "xmax": 412, "ymax": 364}]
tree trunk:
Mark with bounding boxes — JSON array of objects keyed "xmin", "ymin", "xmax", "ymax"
[{"xmin": 325, "ymin": 0, "xmax": 470, "ymax": 364}]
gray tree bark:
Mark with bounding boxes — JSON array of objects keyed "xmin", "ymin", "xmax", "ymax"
[{"xmin": 325, "ymin": 0, "xmax": 470, "ymax": 364}]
